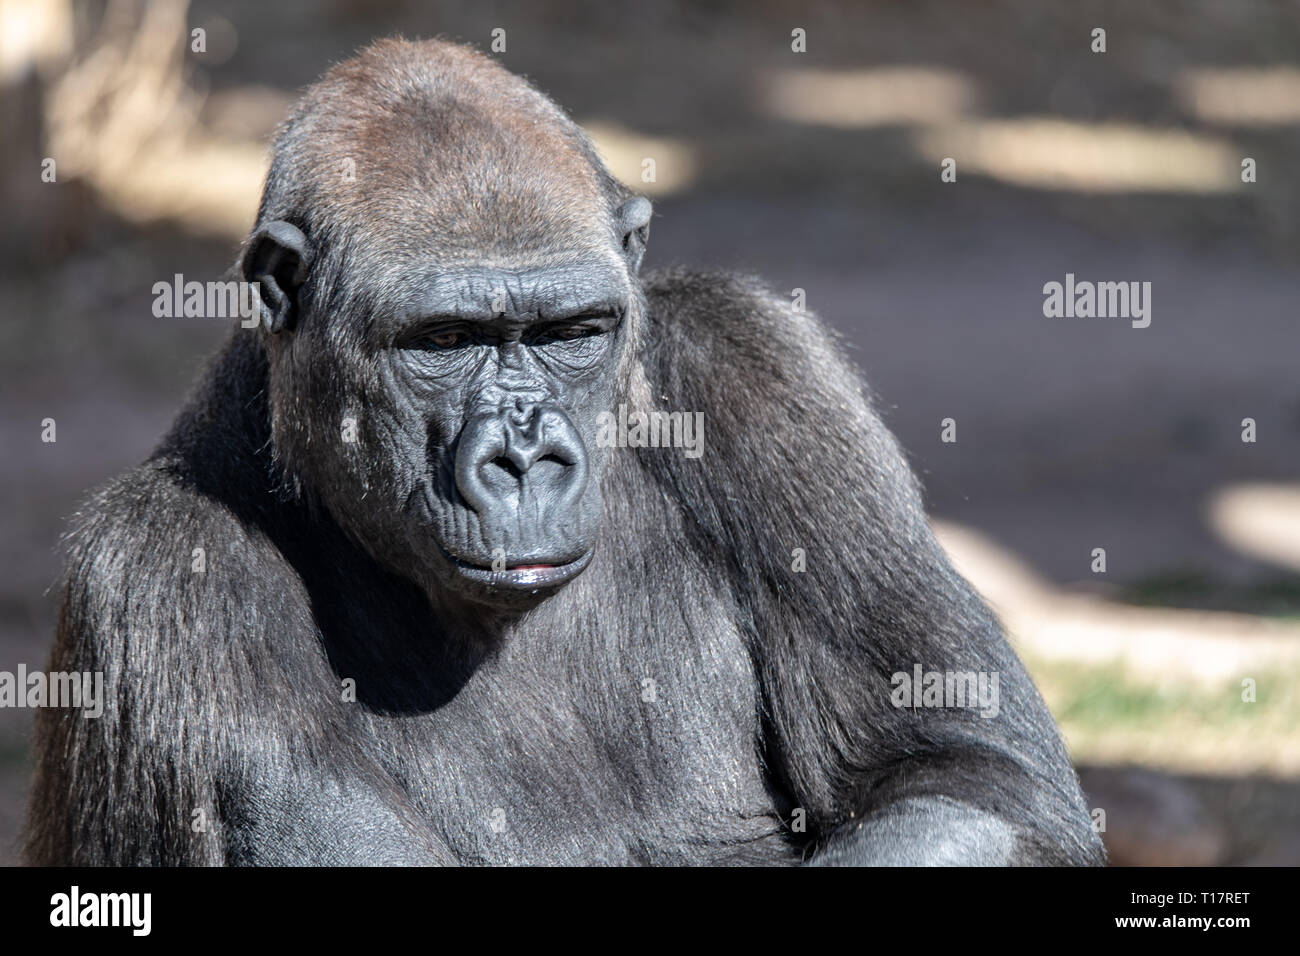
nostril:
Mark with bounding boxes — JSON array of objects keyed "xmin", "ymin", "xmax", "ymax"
[
  {"xmin": 488, "ymin": 457, "xmax": 525, "ymax": 481},
  {"xmin": 486, "ymin": 454, "xmax": 570, "ymax": 483}
]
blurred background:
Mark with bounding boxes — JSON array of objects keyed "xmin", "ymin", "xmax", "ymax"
[{"xmin": 2, "ymin": 0, "xmax": 1299, "ymax": 866}]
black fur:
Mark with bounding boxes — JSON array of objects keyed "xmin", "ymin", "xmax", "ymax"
[{"xmin": 24, "ymin": 39, "xmax": 1104, "ymax": 866}]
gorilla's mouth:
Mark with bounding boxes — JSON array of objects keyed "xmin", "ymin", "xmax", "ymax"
[{"xmin": 440, "ymin": 546, "xmax": 593, "ymax": 592}]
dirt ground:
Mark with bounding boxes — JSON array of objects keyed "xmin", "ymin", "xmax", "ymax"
[{"xmin": 1, "ymin": 0, "xmax": 1297, "ymax": 865}]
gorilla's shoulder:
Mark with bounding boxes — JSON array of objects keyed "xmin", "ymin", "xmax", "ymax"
[
  {"xmin": 642, "ymin": 267, "xmax": 849, "ymax": 354},
  {"xmin": 58, "ymin": 460, "xmax": 293, "ymax": 645},
  {"xmin": 642, "ymin": 267, "xmax": 771, "ymax": 302},
  {"xmin": 643, "ymin": 268, "xmax": 796, "ymax": 332},
  {"xmin": 640, "ymin": 267, "xmax": 869, "ymax": 409}
]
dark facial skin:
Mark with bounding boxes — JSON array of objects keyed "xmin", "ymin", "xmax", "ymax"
[
  {"xmin": 244, "ymin": 197, "xmax": 651, "ymax": 611},
  {"xmin": 390, "ymin": 260, "xmax": 633, "ymax": 600}
]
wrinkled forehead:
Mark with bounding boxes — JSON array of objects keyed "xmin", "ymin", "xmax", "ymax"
[{"xmin": 319, "ymin": 93, "xmax": 619, "ymax": 269}]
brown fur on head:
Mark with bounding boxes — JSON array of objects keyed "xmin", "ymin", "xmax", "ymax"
[
  {"xmin": 248, "ymin": 37, "xmax": 649, "ymax": 382},
  {"xmin": 257, "ymin": 37, "xmax": 630, "ymax": 267}
]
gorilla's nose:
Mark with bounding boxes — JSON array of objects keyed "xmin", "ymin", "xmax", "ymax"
[
  {"xmin": 455, "ymin": 405, "xmax": 589, "ymax": 522},
  {"xmin": 506, "ymin": 397, "xmax": 537, "ymax": 428}
]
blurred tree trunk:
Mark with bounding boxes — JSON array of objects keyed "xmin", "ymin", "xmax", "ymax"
[{"xmin": 0, "ymin": 0, "xmax": 104, "ymax": 265}]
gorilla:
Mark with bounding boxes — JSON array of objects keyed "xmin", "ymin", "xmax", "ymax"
[{"xmin": 25, "ymin": 38, "xmax": 1104, "ymax": 866}]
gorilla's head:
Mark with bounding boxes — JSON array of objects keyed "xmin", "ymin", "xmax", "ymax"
[{"xmin": 239, "ymin": 39, "xmax": 652, "ymax": 609}]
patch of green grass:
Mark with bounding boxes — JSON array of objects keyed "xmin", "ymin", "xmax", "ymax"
[{"xmin": 1029, "ymin": 658, "xmax": 1296, "ymax": 730}]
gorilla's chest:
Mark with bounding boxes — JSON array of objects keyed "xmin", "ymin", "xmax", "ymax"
[{"xmin": 371, "ymin": 610, "xmax": 796, "ymax": 865}]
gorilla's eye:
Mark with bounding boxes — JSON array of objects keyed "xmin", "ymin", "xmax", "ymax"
[
  {"xmin": 410, "ymin": 327, "xmax": 471, "ymax": 350},
  {"xmin": 553, "ymin": 326, "xmax": 595, "ymax": 341},
  {"xmin": 530, "ymin": 318, "xmax": 612, "ymax": 346}
]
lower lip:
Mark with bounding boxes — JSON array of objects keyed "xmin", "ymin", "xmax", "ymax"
[{"xmin": 447, "ymin": 550, "xmax": 593, "ymax": 591}]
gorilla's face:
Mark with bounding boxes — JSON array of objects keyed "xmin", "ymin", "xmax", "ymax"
[
  {"xmin": 386, "ymin": 259, "xmax": 632, "ymax": 603},
  {"xmin": 249, "ymin": 198, "xmax": 651, "ymax": 610}
]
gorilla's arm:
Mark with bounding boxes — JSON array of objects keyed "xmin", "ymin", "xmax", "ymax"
[
  {"xmin": 24, "ymin": 360, "xmax": 453, "ymax": 866},
  {"xmin": 642, "ymin": 270, "xmax": 1104, "ymax": 866}
]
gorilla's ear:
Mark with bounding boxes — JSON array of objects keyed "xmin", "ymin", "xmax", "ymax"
[
  {"xmin": 616, "ymin": 197, "xmax": 652, "ymax": 274},
  {"xmin": 242, "ymin": 221, "xmax": 314, "ymax": 334}
]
